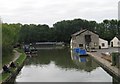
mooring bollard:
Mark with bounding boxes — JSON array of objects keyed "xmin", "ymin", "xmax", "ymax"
[
  {"xmin": 111, "ymin": 53, "xmax": 116, "ymax": 66},
  {"xmin": 111, "ymin": 52, "xmax": 120, "ymax": 68}
]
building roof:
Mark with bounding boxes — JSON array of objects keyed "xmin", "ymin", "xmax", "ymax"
[
  {"xmin": 72, "ymin": 29, "xmax": 87, "ymax": 36},
  {"xmin": 99, "ymin": 38, "xmax": 108, "ymax": 42},
  {"xmin": 72, "ymin": 29, "xmax": 98, "ymax": 36},
  {"xmin": 116, "ymin": 35, "xmax": 120, "ymax": 40},
  {"xmin": 111, "ymin": 35, "xmax": 120, "ymax": 42}
]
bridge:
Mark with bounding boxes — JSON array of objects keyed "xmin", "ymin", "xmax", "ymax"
[{"xmin": 35, "ymin": 42, "xmax": 64, "ymax": 45}]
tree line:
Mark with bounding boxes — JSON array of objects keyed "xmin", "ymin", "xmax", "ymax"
[
  {"xmin": 2, "ymin": 23, "xmax": 21, "ymax": 57},
  {"xmin": 2, "ymin": 19, "xmax": 120, "ymax": 57}
]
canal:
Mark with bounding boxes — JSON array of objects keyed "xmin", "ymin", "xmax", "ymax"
[{"xmin": 14, "ymin": 47, "xmax": 119, "ymax": 82}]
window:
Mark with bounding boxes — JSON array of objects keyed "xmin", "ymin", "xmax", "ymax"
[
  {"xmin": 85, "ymin": 35, "xmax": 91, "ymax": 43},
  {"xmin": 79, "ymin": 44, "xmax": 83, "ymax": 47},
  {"xmin": 118, "ymin": 42, "xmax": 120, "ymax": 45},
  {"xmin": 102, "ymin": 43, "xmax": 105, "ymax": 47}
]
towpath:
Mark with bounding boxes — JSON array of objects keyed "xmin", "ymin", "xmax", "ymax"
[
  {"xmin": 87, "ymin": 47, "xmax": 120, "ymax": 79},
  {"xmin": 0, "ymin": 50, "xmax": 21, "ymax": 74}
]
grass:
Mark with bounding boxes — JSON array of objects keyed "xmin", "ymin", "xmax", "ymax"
[
  {"xmin": 2, "ymin": 48, "xmax": 24, "ymax": 69},
  {"xmin": 15, "ymin": 48, "xmax": 24, "ymax": 53},
  {"xmin": 2, "ymin": 53, "xmax": 15, "ymax": 66},
  {"xmin": 0, "ymin": 49, "xmax": 26, "ymax": 83},
  {"xmin": 14, "ymin": 53, "xmax": 26, "ymax": 66},
  {"xmin": 1, "ymin": 72, "xmax": 10, "ymax": 83}
]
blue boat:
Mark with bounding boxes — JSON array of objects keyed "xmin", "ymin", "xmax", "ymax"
[{"xmin": 73, "ymin": 48, "xmax": 88, "ymax": 56}]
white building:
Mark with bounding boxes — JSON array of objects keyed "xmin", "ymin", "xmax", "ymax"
[
  {"xmin": 70, "ymin": 38, "xmax": 77, "ymax": 49},
  {"xmin": 110, "ymin": 36, "xmax": 120, "ymax": 47},
  {"xmin": 99, "ymin": 38, "xmax": 108, "ymax": 49}
]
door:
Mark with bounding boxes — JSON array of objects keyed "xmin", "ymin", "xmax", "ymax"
[{"xmin": 111, "ymin": 42, "xmax": 113, "ymax": 47}]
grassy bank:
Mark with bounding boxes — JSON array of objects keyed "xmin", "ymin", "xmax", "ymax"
[
  {"xmin": 2, "ymin": 53, "xmax": 15, "ymax": 67},
  {"xmin": 2, "ymin": 48, "xmax": 24, "ymax": 66},
  {"xmin": 0, "ymin": 49, "xmax": 26, "ymax": 83}
]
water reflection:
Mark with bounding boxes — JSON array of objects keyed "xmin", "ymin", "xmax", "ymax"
[
  {"xmin": 71, "ymin": 50, "xmax": 99, "ymax": 72},
  {"xmin": 15, "ymin": 48, "xmax": 114, "ymax": 82},
  {"xmin": 25, "ymin": 49, "xmax": 79, "ymax": 70},
  {"xmin": 25, "ymin": 49, "xmax": 99, "ymax": 72}
]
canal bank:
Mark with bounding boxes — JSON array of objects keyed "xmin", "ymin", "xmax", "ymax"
[
  {"xmin": 87, "ymin": 52, "xmax": 120, "ymax": 82},
  {"xmin": 0, "ymin": 49, "xmax": 26, "ymax": 84}
]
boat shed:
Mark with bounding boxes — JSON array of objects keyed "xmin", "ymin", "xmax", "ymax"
[{"xmin": 71, "ymin": 29, "xmax": 99, "ymax": 49}]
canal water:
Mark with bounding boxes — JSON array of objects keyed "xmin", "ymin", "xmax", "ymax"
[{"xmin": 14, "ymin": 48, "xmax": 119, "ymax": 82}]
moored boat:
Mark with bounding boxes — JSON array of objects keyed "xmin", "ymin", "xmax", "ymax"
[{"xmin": 73, "ymin": 48, "xmax": 88, "ymax": 56}]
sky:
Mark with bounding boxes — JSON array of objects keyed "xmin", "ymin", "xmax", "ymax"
[
  {"xmin": 118, "ymin": 1, "xmax": 120, "ymax": 20},
  {"xmin": 0, "ymin": 0, "xmax": 119, "ymax": 27}
]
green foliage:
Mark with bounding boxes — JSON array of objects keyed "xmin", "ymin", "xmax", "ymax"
[
  {"xmin": 18, "ymin": 24, "xmax": 51, "ymax": 43},
  {"xmin": 1, "ymin": 19, "xmax": 120, "ymax": 83},
  {"xmin": 2, "ymin": 23, "xmax": 21, "ymax": 57},
  {"xmin": 2, "ymin": 19, "xmax": 120, "ymax": 57},
  {"xmin": 53, "ymin": 19, "xmax": 119, "ymax": 42}
]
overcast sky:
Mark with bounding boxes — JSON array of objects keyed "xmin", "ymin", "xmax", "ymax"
[{"xmin": 0, "ymin": 0, "xmax": 119, "ymax": 27}]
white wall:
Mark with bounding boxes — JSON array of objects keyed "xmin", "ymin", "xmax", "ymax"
[
  {"xmin": 110, "ymin": 37, "xmax": 120, "ymax": 47},
  {"xmin": 70, "ymin": 38, "xmax": 78, "ymax": 49},
  {"xmin": 99, "ymin": 38, "xmax": 108, "ymax": 48},
  {"xmin": 70, "ymin": 39, "xmax": 72, "ymax": 49}
]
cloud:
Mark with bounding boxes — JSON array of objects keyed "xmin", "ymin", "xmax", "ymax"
[{"xmin": 0, "ymin": 0, "xmax": 119, "ymax": 27}]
